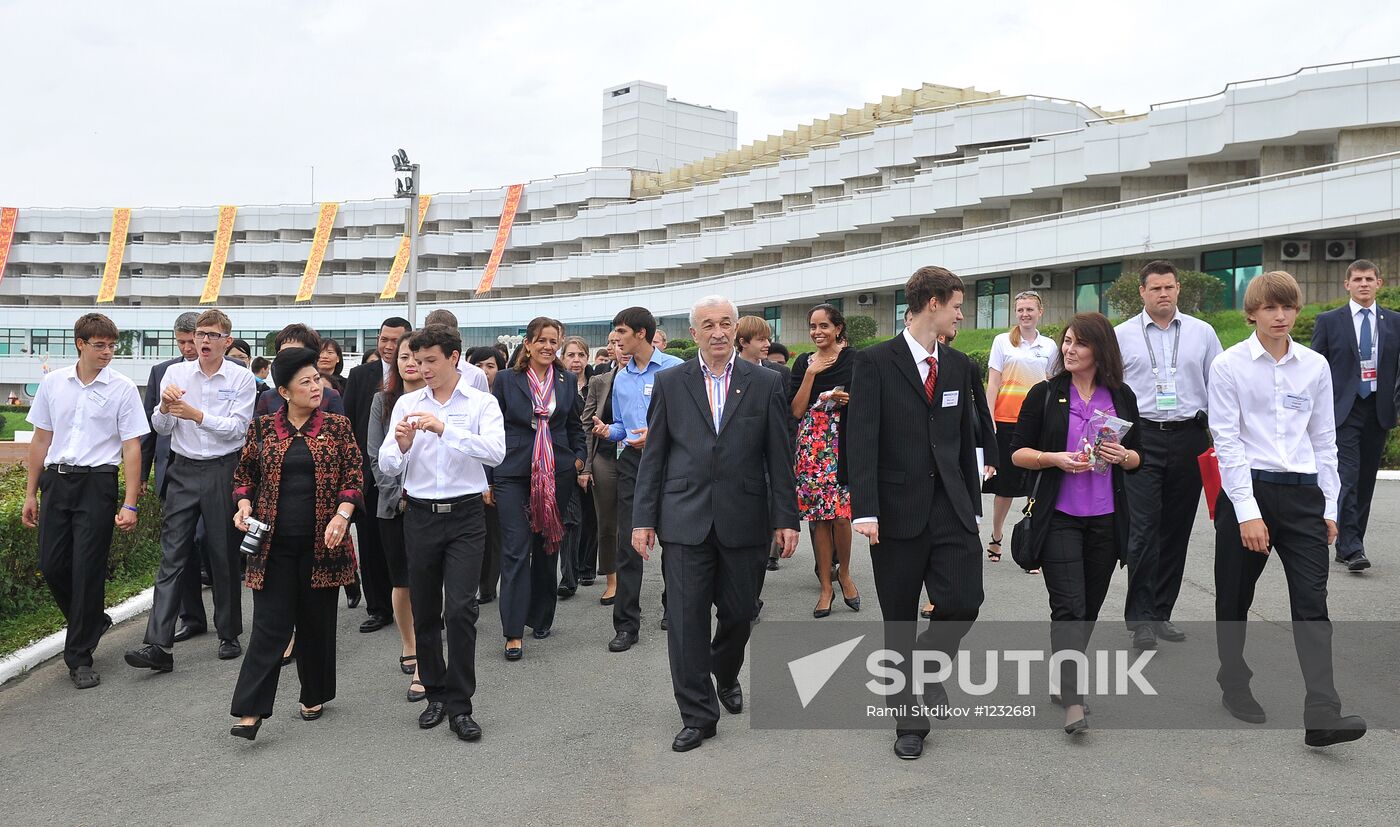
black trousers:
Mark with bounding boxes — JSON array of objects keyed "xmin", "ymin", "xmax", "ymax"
[
  {"xmin": 575, "ymin": 486, "xmax": 598, "ymax": 582},
  {"xmin": 1123, "ymin": 423, "xmax": 1208, "ymax": 627},
  {"xmin": 1335, "ymin": 394, "xmax": 1387, "ymax": 560},
  {"xmin": 37, "ymin": 469, "xmax": 118, "ymax": 670},
  {"xmin": 406, "ymin": 496, "xmax": 486, "ymax": 717},
  {"xmin": 229, "ymin": 535, "xmax": 338, "ymax": 718},
  {"xmin": 378, "ymin": 513, "xmax": 409, "ymax": 588},
  {"xmin": 661, "ymin": 528, "xmax": 764, "ymax": 728},
  {"xmin": 479, "ymin": 503, "xmax": 502, "ymax": 601},
  {"xmin": 176, "ymin": 517, "xmax": 209, "ymax": 628},
  {"xmin": 145, "ymin": 452, "xmax": 242, "ymax": 647},
  {"xmin": 493, "ymin": 475, "xmax": 569, "ymax": 639},
  {"xmin": 1214, "ymin": 482, "xmax": 1341, "ymax": 725},
  {"xmin": 1040, "ymin": 511, "xmax": 1118, "ymax": 705},
  {"xmin": 613, "ymin": 446, "xmax": 646, "ymax": 636},
  {"xmin": 356, "ymin": 484, "xmax": 393, "ymax": 620},
  {"xmin": 868, "ymin": 484, "xmax": 984, "ymax": 736}
]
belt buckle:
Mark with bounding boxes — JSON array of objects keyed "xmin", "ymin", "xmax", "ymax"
[
  {"xmin": 433, "ymin": 502, "xmax": 453, "ymax": 514},
  {"xmin": 55, "ymin": 464, "xmax": 71, "ymax": 475}
]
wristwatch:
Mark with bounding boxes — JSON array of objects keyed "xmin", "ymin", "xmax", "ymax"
[{"xmin": 336, "ymin": 509, "xmax": 353, "ymax": 521}]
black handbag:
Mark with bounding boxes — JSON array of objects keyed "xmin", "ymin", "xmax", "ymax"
[{"xmin": 1009, "ymin": 388, "xmax": 1053, "ymax": 571}]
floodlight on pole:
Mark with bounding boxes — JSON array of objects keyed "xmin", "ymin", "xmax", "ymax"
[{"xmin": 389, "ymin": 147, "xmax": 421, "ymax": 324}]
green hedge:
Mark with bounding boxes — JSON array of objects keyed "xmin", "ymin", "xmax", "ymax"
[{"xmin": 0, "ymin": 463, "xmax": 164, "ymax": 625}]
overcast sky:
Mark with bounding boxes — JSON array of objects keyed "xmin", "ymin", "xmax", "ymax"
[{"xmin": 4, "ymin": 0, "xmax": 1397, "ymax": 209}]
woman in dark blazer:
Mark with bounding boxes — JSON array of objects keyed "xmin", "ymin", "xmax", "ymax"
[
  {"xmin": 491, "ymin": 317, "xmax": 586, "ymax": 660},
  {"xmin": 228, "ymin": 347, "xmax": 363, "ymax": 740},
  {"xmin": 581, "ymin": 345, "xmax": 622, "ymax": 605},
  {"xmin": 1011, "ymin": 312, "xmax": 1142, "ymax": 737}
]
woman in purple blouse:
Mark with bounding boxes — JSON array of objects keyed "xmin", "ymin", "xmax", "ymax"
[{"xmin": 1010, "ymin": 312, "xmax": 1143, "ymax": 737}]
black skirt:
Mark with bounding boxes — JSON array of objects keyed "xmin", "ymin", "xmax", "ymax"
[{"xmin": 984, "ymin": 422, "xmax": 1030, "ymax": 497}]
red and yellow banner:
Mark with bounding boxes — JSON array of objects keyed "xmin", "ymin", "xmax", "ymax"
[
  {"xmin": 476, "ymin": 184, "xmax": 523, "ymax": 296},
  {"xmin": 296, "ymin": 202, "xmax": 339, "ymax": 302},
  {"xmin": 0, "ymin": 207, "xmax": 17, "ymax": 288},
  {"xmin": 200, "ymin": 205, "xmax": 238, "ymax": 304},
  {"xmin": 379, "ymin": 194, "xmax": 432, "ymax": 299},
  {"xmin": 96, "ymin": 208, "xmax": 132, "ymax": 303}
]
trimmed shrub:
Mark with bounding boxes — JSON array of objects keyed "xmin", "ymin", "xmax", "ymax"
[
  {"xmin": 845, "ymin": 315, "xmax": 878, "ymax": 344},
  {"xmin": 1106, "ymin": 270, "xmax": 1227, "ymax": 319}
]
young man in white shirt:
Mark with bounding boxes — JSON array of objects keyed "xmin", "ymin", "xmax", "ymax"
[
  {"xmin": 378, "ymin": 324, "xmax": 505, "ymax": 743},
  {"xmin": 22, "ymin": 313, "xmax": 149, "ymax": 689},
  {"xmin": 1208, "ymin": 270, "xmax": 1365, "ymax": 747},
  {"xmin": 127, "ymin": 309, "xmax": 257, "ymax": 672}
]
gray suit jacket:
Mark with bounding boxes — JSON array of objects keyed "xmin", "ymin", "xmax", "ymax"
[{"xmin": 633, "ymin": 356, "xmax": 799, "ymax": 548}]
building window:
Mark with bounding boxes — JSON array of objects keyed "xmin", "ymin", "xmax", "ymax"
[
  {"xmin": 142, "ymin": 329, "xmax": 175, "ymax": 357},
  {"xmin": 1074, "ymin": 262, "xmax": 1123, "ymax": 316},
  {"xmin": 0, "ymin": 328, "xmax": 26, "ymax": 355},
  {"xmin": 233, "ymin": 331, "xmax": 274, "ymax": 356},
  {"xmin": 894, "ymin": 289, "xmax": 908, "ymax": 328},
  {"xmin": 975, "ymin": 277, "xmax": 1011, "ymax": 329},
  {"xmin": 1202, "ymin": 245, "xmax": 1263, "ymax": 309},
  {"xmin": 31, "ymin": 329, "xmax": 78, "ymax": 357},
  {"xmin": 823, "ymin": 297, "xmax": 845, "ymax": 313},
  {"xmin": 318, "ymin": 329, "xmax": 359, "ymax": 355},
  {"xmin": 763, "ymin": 305, "xmax": 783, "ymax": 343}
]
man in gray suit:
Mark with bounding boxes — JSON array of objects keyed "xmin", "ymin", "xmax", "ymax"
[{"xmin": 632, "ymin": 295, "xmax": 800, "ymax": 753}]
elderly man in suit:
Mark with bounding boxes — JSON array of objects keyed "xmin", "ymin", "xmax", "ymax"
[
  {"xmin": 632, "ymin": 295, "xmax": 800, "ymax": 753},
  {"xmin": 1310, "ymin": 259, "xmax": 1400, "ymax": 572}
]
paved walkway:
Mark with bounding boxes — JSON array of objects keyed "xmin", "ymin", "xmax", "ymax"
[{"xmin": 3, "ymin": 490, "xmax": 1398, "ymax": 825}]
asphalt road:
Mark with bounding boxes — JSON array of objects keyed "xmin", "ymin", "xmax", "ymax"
[{"xmin": 2, "ymin": 488, "xmax": 1399, "ymax": 826}]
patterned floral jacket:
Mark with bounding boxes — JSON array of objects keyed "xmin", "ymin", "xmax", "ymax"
[{"xmin": 232, "ymin": 408, "xmax": 363, "ymax": 590}]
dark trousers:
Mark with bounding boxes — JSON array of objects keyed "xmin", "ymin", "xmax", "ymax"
[
  {"xmin": 494, "ymin": 475, "xmax": 572, "ymax": 639},
  {"xmin": 1214, "ymin": 482, "xmax": 1341, "ymax": 725},
  {"xmin": 1123, "ymin": 423, "xmax": 1208, "ymax": 627},
  {"xmin": 1335, "ymin": 394, "xmax": 1387, "ymax": 560},
  {"xmin": 592, "ymin": 450, "xmax": 619, "ymax": 575},
  {"xmin": 37, "ymin": 469, "xmax": 118, "ymax": 670},
  {"xmin": 868, "ymin": 484, "xmax": 984, "ymax": 736},
  {"xmin": 406, "ymin": 496, "xmax": 486, "ymax": 717},
  {"xmin": 176, "ymin": 517, "xmax": 208, "ymax": 628},
  {"xmin": 356, "ymin": 484, "xmax": 393, "ymax": 620},
  {"xmin": 661, "ymin": 528, "xmax": 764, "ymax": 727},
  {"xmin": 145, "ymin": 452, "xmax": 242, "ymax": 647},
  {"xmin": 1041, "ymin": 511, "xmax": 1118, "ymax": 705},
  {"xmin": 479, "ymin": 504, "xmax": 501, "ymax": 601},
  {"xmin": 229, "ymin": 535, "xmax": 338, "ymax": 717},
  {"xmin": 575, "ymin": 487, "xmax": 598, "ymax": 582},
  {"xmin": 613, "ymin": 446, "xmax": 646, "ymax": 636}
]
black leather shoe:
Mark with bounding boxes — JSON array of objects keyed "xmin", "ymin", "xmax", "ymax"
[
  {"xmin": 230, "ymin": 719, "xmax": 261, "ymax": 740},
  {"xmin": 579, "ymin": 578, "xmax": 596, "ymax": 587},
  {"xmin": 449, "ymin": 713, "xmax": 483, "ymax": 741},
  {"xmin": 608, "ymin": 632, "xmax": 638, "ymax": 652},
  {"xmin": 505, "ymin": 643, "xmax": 523, "ymax": 661},
  {"xmin": 660, "ymin": 616, "xmax": 669, "ymax": 631},
  {"xmin": 719, "ymin": 683, "xmax": 743, "ymax": 714},
  {"xmin": 894, "ymin": 733, "xmax": 924, "ymax": 760},
  {"xmin": 766, "ymin": 557, "xmax": 780, "ymax": 571},
  {"xmin": 69, "ymin": 665, "xmax": 100, "ymax": 689},
  {"xmin": 299, "ymin": 705, "xmax": 323, "ymax": 721},
  {"xmin": 1064, "ymin": 715, "xmax": 1089, "ymax": 736},
  {"xmin": 217, "ymin": 638, "xmax": 242, "ymax": 660},
  {"xmin": 359, "ymin": 614, "xmax": 392, "ymax": 633},
  {"xmin": 99, "ymin": 613, "xmax": 113, "ymax": 639},
  {"xmin": 752, "ymin": 599, "xmax": 764, "ymax": 622},
  {"xmin": 172, "ymin": 624, "xmax": 206, "ymax": 643},
  {"xmin": 1154, "ymin": 621, "xmax": 1186, "ymax": 642},
  {"xmin": 1131, "ymin": 626, "xmax": 1157, "ymax": 650},
  {"xmin": 407, "ymin": 680, "xmax": 426, "ymax": 703},
  {"xmin": 1347, "ymin": 553, "xmax": 1371, "ymax": 572},
  {"xmin": 599, "ymin": 594, "xmax": 616, "ymax": 606},
  {"xmin": 813, "ymin": 596, "xmax": 833, "ymax": 619},
  {"xmin": 672, "ymin": 724, "xmax": 717, "ymax": 752},
  {"xmin": 557, "ymin": 586, "xmax": 576, "ymax": 599},
  {"xmin": 532, "ymin": 627, "xmax": 551, "ymax": 640},
  {"xmin": 1222, "ymin": 690, "xmax": 1267, "ymax": 724},
  {"xmin": 124, "ymin": 644, "xmax": 173, "ymax": 672},
  {"xmin": 418, "ymin": 701, "xmax": 447, "ymax": 729},
  {"xmin": 844, "ymin": 590, "xmax": 862, "ymax": 612},
  {"xmin": 1305, "ymin": 714, "xmax": 1367, "ymax": 746}
]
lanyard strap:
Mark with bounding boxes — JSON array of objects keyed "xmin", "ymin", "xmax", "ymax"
[{"xmin": 1142, "ymin": 315, "xmax": 1181, "ymax": 378}]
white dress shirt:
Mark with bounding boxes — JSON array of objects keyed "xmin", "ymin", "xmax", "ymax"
[
  {"xmin": 150, "ymin": 357, "xmax": 257, "ymax": 459},
  {"xmin": 1349, "ymin": 300, "xmax": 1379, "ymax": 395},
  {"xmin": 854, "ymin": 330, "xmax": 943, "ymax": 526},
  {"xmin": 1208, "ymin": 332, "xmax": 1340, "ymax": 523},
  {"xmin": 460, "ymin": 360, "xmax": 491, "ymax": 393},
  {"xmin": 1116, "ymin": 310, "xmax": 1223, "ymax": 422},
  {"xmin": 377, "ymin": 378, "xmax": 505, "ymax": 499},
  {"xmin": 27, "ymin": 365, "xmax": 149, "ymax": 467}
]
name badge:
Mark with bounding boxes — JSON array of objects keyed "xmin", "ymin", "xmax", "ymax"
[
  {"xmin": 1361, "ymin": 358, "xmax": 1378, "ymax": 384},
  {"xmin": 217, "ymin": 388, "xmax": 238, "ymax": 402},
  {"xmin": 643, "ymin": 383, "xmax": 653, "ymax": 398},
  {"xmin": 89, "ymin": 390, "xmax": 109, "ymax": 408},
  {"xmin": 447, "ymin": 413, "xmax": 470, "ymax": 430},
  {"xmin": 1283, "ymin": 393, "xmax": 1311, "ymax": 411},
  {"xmin": 941, "ymin": 390, "xmax": 959, "ymax": 408},
  {"xmin": 1154, "ymin": 380, "xmax": 1179, "ymax": 412}
]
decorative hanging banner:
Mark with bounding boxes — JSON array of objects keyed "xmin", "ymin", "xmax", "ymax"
[
  {"xmin": 296, "ymin": 202, "xmax": 339, "ymax": 302},
  {"xmin": 476, "ymin": 184, "xmax": 524, "ymax": 296},
  {"xmin": 200, "ymin": 205, "xmax": 238, "ymax": 304},
  {"xmin": 379, "ymin": 194, "xmax": 432, "ymax": 299},
  {"xmin": 96, "ymin": 208, "xmax": 132, "ymax": 303},
  {"xmin": 0, "ymin": 207, "xmax": 17, "ymax": 288}
]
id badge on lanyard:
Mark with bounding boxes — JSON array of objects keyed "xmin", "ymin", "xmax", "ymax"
[
  {"xmin": 1144, "ymin": 319, "xmax": 1181, "ymax": 412},
  {"xmin": 1361, "ymin": 358, "xmax": 1378, "ymax": 385}
]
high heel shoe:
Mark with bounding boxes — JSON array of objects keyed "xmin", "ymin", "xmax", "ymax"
[
  {"xmin": 842, "ymin": 588, "xmax": 861, "ymax": 612},
  {"xmin": 299, "ymin": 705, "xmax": 323, "ymax": 721},
  {"xmin": 1063, "ymin": 710, "xmax": 1089, "ymax": 736},
  {"xmin": 230, "ymin": 719, "xmax": 262, "ymax": 740},
  {"xmin": 813, "ymin": 595, "xmax": 834, "ymax": 619}
]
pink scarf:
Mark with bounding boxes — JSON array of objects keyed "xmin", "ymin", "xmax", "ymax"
[{"xmin": 527, "ymin": 366, "xmax": 563, "ymax": 553}]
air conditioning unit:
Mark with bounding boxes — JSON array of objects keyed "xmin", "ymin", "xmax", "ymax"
[
  {"xmin": 1280, "ymin": 239, "xmax": 1311, "ymax": 261},
  {"xmin": 1029, "ymin": 271, "xmax": 1052, "ymax": 289},
  {"xmin": 856, "ymin": 292, "xmax": 876, "ymax": 307},
  {"xmin": 1325, "ymin": 239, "xmax": 1356, "ymax": 261},
  {"xmin": 129, "ymin": 267, "xmax": 144, "ymax": 276}
]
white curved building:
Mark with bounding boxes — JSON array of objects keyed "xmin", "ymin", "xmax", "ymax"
[{"xmin": 4, "ymin": 60, "xmax": 1400, "ymax": 391}]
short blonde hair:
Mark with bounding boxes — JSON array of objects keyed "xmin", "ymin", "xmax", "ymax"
[
  {"xmin": 736, "ymin": 315, "xmax": 772, "ymax": 347},
  {"xmin": 195, "ymin": 309, "xmax": 232, "ymax": 333},
  {"xmin": 1243, "ymin": 271, "xmax": 1302, "ymax": 321}
]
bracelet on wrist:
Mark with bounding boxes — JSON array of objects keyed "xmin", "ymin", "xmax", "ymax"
[
  {"xmin": 336, "ymin": 510, "xmax": 353, "ymax": 521},
  {"xmin": 122, "ymin": 504, "xmax": 138, "ymax": 514}
]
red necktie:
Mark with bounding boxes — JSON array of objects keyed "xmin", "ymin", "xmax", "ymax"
[{"xmin": 924, "ymin": 356, "xmax": 938, "ymax": 404}]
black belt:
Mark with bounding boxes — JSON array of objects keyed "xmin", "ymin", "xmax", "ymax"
[
  {"xmin": 405, "ymin": 493, "xmax": 482, "ymax": 514},
  {"xmin": 173, "ymin": 451, "xmax": 240, "ymax": 465},
  {"xmin": 1142, "ymin": 418, "xmax": 1201, "ymax": 432},
  {"xmin": 45, "ymin": 463, "xmax": 118, "ymax": 475},
  {"xmin": 1251, "ymin": 470, "xmax": 1318, "ymax": 486}
]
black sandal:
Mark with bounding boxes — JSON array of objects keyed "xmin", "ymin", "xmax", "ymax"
[
  {"xmin": 986, "ymin": 537, "xmax": 1003, "ymax": 562},
  {"xmin": 399, "ymin": 655, "xmax": 417, "ymax": 675}
]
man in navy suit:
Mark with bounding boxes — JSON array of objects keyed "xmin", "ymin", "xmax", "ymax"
[{"xmin": 1310, "ymin": 259, "xmax": 1400, "ymax": 571}]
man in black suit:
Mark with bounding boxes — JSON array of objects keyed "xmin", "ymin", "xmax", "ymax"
[
  {"xmin": 848, "ymin": 265, "xmax": 996, "ymax": 761},
  {"xmin": 1310, "ymin": 259, "xmax": 1400, "ymax": 571},
  {"xmin": 632, "ymin": 295, "xmax": 800, "ymax": 753}
]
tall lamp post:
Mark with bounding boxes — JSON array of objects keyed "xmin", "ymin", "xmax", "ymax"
[{"xmin": 392, "ymin": 149, "xmax": 421, "ymax": 324}]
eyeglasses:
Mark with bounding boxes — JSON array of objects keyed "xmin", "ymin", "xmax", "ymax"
[
  {"xmin": 80, "ymin": 339, "xmax": 116, "ymax": 352},
  {"xmin": 1014, "ymin": 291, "xmax": 1042, "ymax": 301},
  {"xmin": 194, "ymin": 331, "xmax": 228, "ymax": 342}
]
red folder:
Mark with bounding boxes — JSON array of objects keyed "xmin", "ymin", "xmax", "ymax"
[{"xmin": 1199, "ymin": 447, "xmax": 1221, "ymax": 520}]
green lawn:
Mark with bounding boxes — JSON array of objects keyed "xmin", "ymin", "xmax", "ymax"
[{"xmin": 0, "ymin": 412, "xmax": 34, "ymax": 441}]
